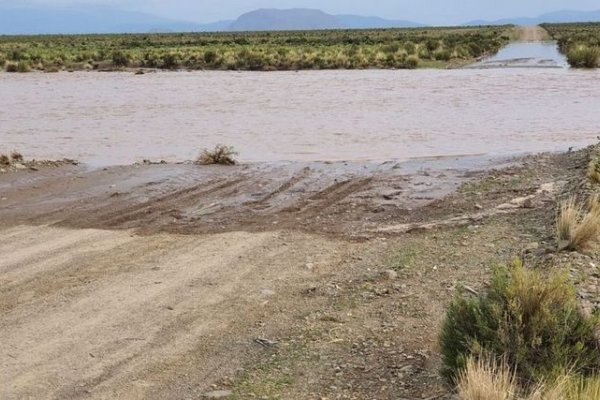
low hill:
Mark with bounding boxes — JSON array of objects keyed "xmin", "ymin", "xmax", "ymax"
[{"xmin": 465, "ymin": 9, "xmax": 600, "ymax": 26}]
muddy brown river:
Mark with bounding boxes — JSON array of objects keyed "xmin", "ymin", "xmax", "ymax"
[{"xmin": 1, "ymin": 67, "xmax": 600, "ymax": 166}]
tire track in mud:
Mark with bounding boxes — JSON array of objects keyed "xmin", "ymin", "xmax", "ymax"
[
  {"xmin": 60, "ymin": 178, "xmax": 245, "ymax": 230},
  {"xmin": 282, "ymin": 178, "xmax": 373, "ymax": 215},
  {"xmin": 246, "ymin": 167, "xmax": 311, "ymax": 210}
]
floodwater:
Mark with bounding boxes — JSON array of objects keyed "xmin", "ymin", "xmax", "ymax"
[
  {"xmin": 468, "ymin": 40, "xmax": 569, "ymax": 69},
  {"xmin": 1, "ymin": 65, "xmax": 600, "ymax": 166}
]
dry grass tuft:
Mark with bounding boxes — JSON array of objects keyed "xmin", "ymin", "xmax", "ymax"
[
  {"xmin": 557, "ymin": 196, "xmax": 600, "ymax": 251},
  {"xmin": 588, "ymin": 159, "xmax": 600, "ymax": 183},
  {"xmin": 588, "ymin": 193, "xmax": 600, "ymax": 216},
  {"xmin": 197, "ymin": 144, "xmax": 238, "ymax": 166},
  {"xmin": 457, "ymin": 357, "xmax": 518, "ymax": 400},
  {"xmin": 458, "ymin": 359, "xmax": 600, "ymax": 400}
]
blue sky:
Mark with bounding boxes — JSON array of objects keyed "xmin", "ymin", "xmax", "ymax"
[{"xmin": 2, "ymin": 0, "xmax": 600, "ymax": 24}]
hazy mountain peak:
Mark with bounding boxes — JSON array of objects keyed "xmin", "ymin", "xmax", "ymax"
[{"xmin": 230, "ymin": 8, "xmax": 344, "ymax": 31}]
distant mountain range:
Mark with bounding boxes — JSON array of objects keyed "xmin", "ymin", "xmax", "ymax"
[
  {"xmin": 465, "ymin": 9, "xmax": 600, "ymax": 26},
  {"xmin": 0, "ymin": 6, "xmax": 423, "ymax": 34},
  {"xmin": 0, "ymin": 7, "xmax": 234, "ymax": 34},
  {"xmin": 1, "ymin": 7, "xmax": 600, "ymax": 35},
  {"xmin": 229, "ymin": 9, "xmax": 424, "ymax": 31}
]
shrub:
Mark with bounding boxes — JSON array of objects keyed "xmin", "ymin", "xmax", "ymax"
[
  {"xmin": 404, "ymin": 42, "xmax": 416, "ymax": 55},
  {"xmin": 440, "ymin": 261, "xmax": 600, "ymax": 384},
  {"xmin": 567, "ymin": 46, "xmax": 600, "ymax": 68},
  {"xmin": 161, "ymin": 53, "xmax": 179, "ymax": 69},
  {"xmin": 16, "ymin": 61, "xmax": 31, "ymax": 73},
  {"xmin": 0, "ymin": 154, "xmax": 10, "ymax": 166},
  {"xmin": 197, "ymin": 145, "xmax": 238, "ymax": 165},
  {"xmin": 404, "ymin": 55, "xmax": 420, "ymax": 69},
  {"xmin": 434, "ymin": 49, "xmax": 452, "ymax": 61},
  {"xmin": 111, "ymin": 50, "xmax": 130, "ymax": 67},
  {"xmin": 204, "ymin": 50, "xmax": 218, "ymax": 64},
  {"xmin": 556, "ymin": 196, "xmax": 600, "ymax": 251},
  {"xmin": 5, "ymin": 61, "xmax": 18, "ymax": 72},
  {"xmin": 10, "ymin": 151, "xmax": 23, "ymax": 163}
]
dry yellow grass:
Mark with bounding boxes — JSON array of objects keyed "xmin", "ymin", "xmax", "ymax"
[
  {"xmin": 457, "ymin": 357, "xmax": 518, "ymax": 400},
  {"xmin": 557, "ymin": 196, "xmax": 600, "ymax": 251},
  {"xmin": 587, "ymin": 193, "xmax": 600, "ymax": 216},
  {"xmin": 587, "ymin": 160, "xmax": 600, "ymax": 183},
  {"xmin": 458, "ymin": 357, "xmax": 600, "ymax": 400}
]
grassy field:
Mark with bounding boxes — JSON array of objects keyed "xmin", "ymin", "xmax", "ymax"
[
  {"xmin": 541, "ymin": 22, "xmax": 600, "ymax": 68},
  {"xmin": 0, "ymin": 26, "xmax": 513, "ymax": 72}
]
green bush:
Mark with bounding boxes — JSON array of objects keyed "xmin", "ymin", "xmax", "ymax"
[
  {"xmin": 567, "ymin": 46, "xmax": 600, "ymax": 68},
  {"xmin": 434, "ymin": 49, "xmax": 452, "ymax": 61},
  {"xmin": 404, "ymin": 55, "xmax": 420, "ymax": 69},
  {"xmin": 161, "ymin": 53, "xmax": 179, "ymax": 69},
  {"xmin": 111, "ymin": 50, "xmax": 130, "ymax": 67},
  {"xmin": 439, "ymin": 260, "xmax": 600, "ymax": 384},
  {"xmin": 16, "ymin": 61, "xmax": 31, "ymax": 72},
  {"xmin": 203, "ymin": 50, "xmax": 218, "ymax": 64}
]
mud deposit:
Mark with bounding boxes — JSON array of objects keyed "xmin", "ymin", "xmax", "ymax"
[{"xmin": 0, "ymin": 157, "xmax": 510, "ymax": 237}]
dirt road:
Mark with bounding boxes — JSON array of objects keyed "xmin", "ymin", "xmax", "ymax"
[
  {"xmin": 0, "ymin": 224, "xmax": 362, "ymax": 399},
  {"xmin": 516, "ymin": 26, "xmax": 551, "ymax": 42}
]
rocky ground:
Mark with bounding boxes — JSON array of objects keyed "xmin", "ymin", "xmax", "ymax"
[{"xmin": 0, "ymin": 145, "xmax": 596, "ymax": 399}]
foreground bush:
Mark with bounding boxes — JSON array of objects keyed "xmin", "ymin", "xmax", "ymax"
[
  {"xmin": 197, "ymin": 145, "xmax": 238, "ymax": 165},
  {"xmin": 440, "ymin": 261, "xmax": 600, "ymax": 384}
]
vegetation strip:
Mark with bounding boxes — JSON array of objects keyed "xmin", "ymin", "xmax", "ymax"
[{"xmin": 0, "ymin": 26, "xmax": 513, "ymax": 72}]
